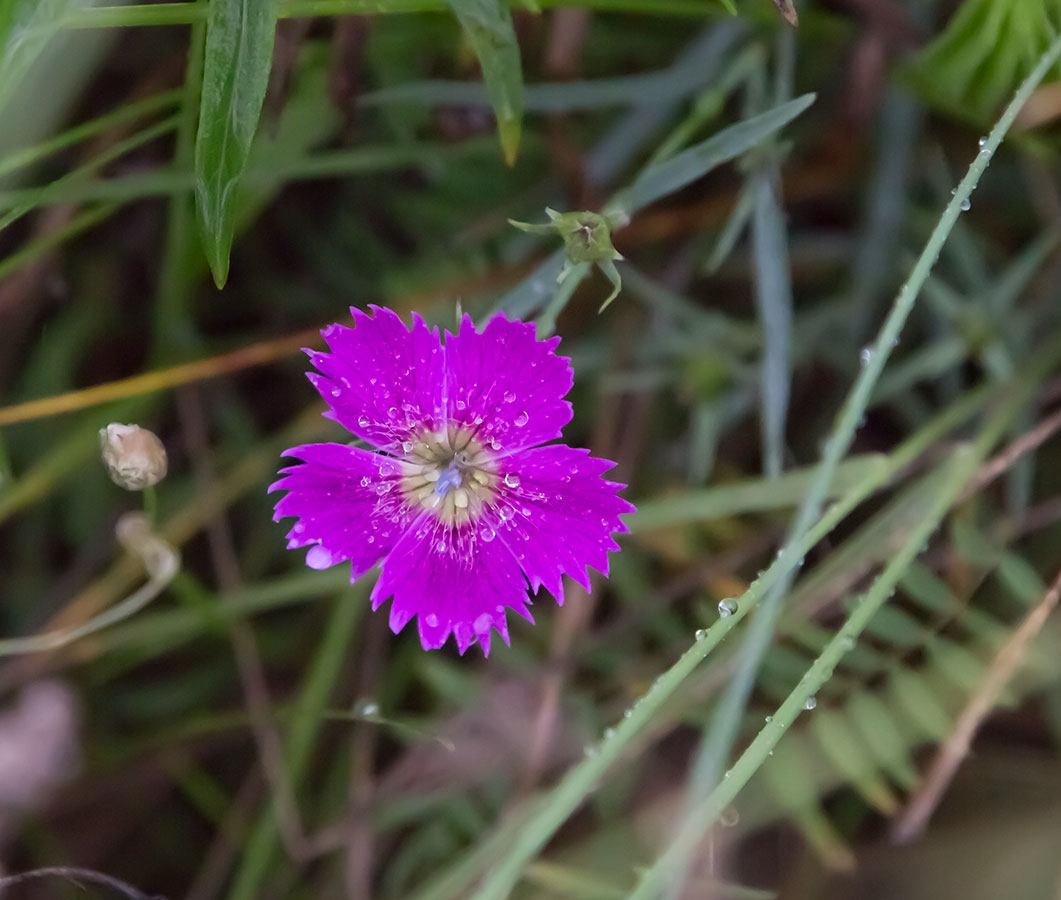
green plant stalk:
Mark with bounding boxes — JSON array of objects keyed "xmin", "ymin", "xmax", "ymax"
[
  {"xmin": 629, "ymin": 450, "xmax": 981, "ymax": 898},
  {"xmin": 0, "ymin": 203, "xmax": 119, "ymax": 282},
  {"xmin": 154, "ymin": 2, "xmax": 206, "ymax": 359},
  {"xmin": 62, "ymin": 0, "xmax": 739, "ymax": 29},
  {"xmin": 96, "ymin": 568, "xmax": 351, "ymax": 654},
  {"xmin": 0, "ymin": 114, "xmax": 181, "ymax": 231},
  {"xmin": 0, "ymin": 141, "xmax": 495, "ymax": 212},
  {"xmin": 666, "ymin": 26, "xmax": 1061, "ymax": 890},
  {"xmin": 0, "ymin": 88, "xmax": 181, "ymax": 181},
  {"xmin": 142, "ymin": 484, "xmax": 158, "ymax": 524},
  {"xmin": 225, "ymin": 589, "xmax": 364, "ymax": 900},
  {"xmin": 534, "ymin": 262, "xmax": 590, "ymax": 338}
]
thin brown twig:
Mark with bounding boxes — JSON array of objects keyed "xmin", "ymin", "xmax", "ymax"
[
  {"xmin": 958, "ymin": 406, "xmax": 1061, "ymax": 503},
  {"xmin": 0, "ymin": 326, "xmax": 323, "ymax": 426},
  {"xmin": 177, "ymin": 386, "xmax": 326, "ymax": 866},
  {"xmin": 182, "ymin": 769, "xmax": 262, "ymax": 900},
  {"xmin": 344, "ymin": 611, "xmax": 389, "ymax": 900},
  {"xmin": 518, "ymin": 307, "xmax": 643, "ymax": 793},
  {"xmin": 891, "ymin": 564, "xmax": 1061, "ymax": 843}
]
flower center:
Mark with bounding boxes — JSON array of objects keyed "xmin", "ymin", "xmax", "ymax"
[{"xmin": 400, "ymin": 426, "xmax": 499, "ymax": 525}]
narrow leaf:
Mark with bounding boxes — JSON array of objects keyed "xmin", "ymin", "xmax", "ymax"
[
  {"xmin": 751, "ymin": 166, "xmax": 793, "ymax": 479},
  {"xmin": 446, "ymin": 0, "xmax": 524, "ymax": 165},
  {"xmin": 609, "ymin": 93, "xmax": 816, "ymax": 216},
  {"xmin": 194, "ymin": 0, "xmax": 281, "ymax": 288},
  {"xmin": 0, "ymin": 0, "xmax": 81, "ymax": 119}
]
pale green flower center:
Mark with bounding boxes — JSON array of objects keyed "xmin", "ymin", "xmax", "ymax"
[{"xmin": 400, "ymin": 426, "xmax": 499, "ymax": 525}]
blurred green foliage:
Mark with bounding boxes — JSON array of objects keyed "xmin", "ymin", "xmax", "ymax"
[{"xmin": 0, "ymin": 1, "xmax": 1060, "ymax": 900}]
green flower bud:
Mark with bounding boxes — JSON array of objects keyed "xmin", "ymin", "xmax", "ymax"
[{"xmin": 509, "ymin": 207, "xmax": 626, "ymax": 311}]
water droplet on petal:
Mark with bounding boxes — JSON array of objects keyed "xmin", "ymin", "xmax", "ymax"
[
  {"xmin": 330, "ymin": 386, "xmax": 341, "ymax": 397},
  {"xmin": 718, "ymin": 598, "xmax": 738, "ymax": 618},
  {"xmin": 504, "ymin": 472, "xmax": 520, "ymax": 488},
  {"xmin": 514, "ymin": 411, "xmax": 529, "ymax": 427},
  {"xmin": 435, "ymin": 539, "xmax": 447, "ymax": 552},
  {"xmin": 358, "ymin": 416, "xmax": 370, "ymax": 427},
  {"xmin": 481, "ymin": 528, "xmax": 495, "ymax": 543},
  {"xmin": 504, "ymin": 391, "xmax": 516, "ymax": 403},
  {"xmin": 456, "ymin": 400, "xmax": 467, "ymax": 411},
  {"xmin": 401, "ymin": 440, "xmax": 414, "ymax": 454},
  {"xmin": 387, "ymin": 407, "xmax": 398, "ymax": 419},
  {"xmin": 306, "ymin": 545, "xmax": 335, "ymax": 570},
  {"xmin": 499, "ymin": 506, "xmax": 514, "ymax": 521},
  {"xmin": 425, "ymin": 613, "xmax": 439, "ymax": 627}
]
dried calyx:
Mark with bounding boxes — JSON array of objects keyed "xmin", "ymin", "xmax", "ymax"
[{"xmin": 99, "ymin": 424, "xmax": 168, "ymax": 491}]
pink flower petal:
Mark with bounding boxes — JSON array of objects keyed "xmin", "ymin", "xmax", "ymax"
[
  {"xmin": 270, "ymin": 443, "xmax": 409, "ymax": 578},
  {"xmin": 370, "ymin": 515, "xmax": 534, "ymax": 656},
  {"xmin": 306, "ymin": 306, "xmax": 446, "ymax": 452},
  {"xmin": 273, "ymin": 308, "xmax": 637, "ymax": 655},
  {"xmin": 491, "ymin": 445, "xmax": 634, "ymax": 602},
  {"xmin": 444, "ymin": 313, "xmax": 573, "ymax": 455}
]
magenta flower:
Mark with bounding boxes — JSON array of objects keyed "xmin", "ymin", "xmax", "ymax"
[{"xmin": 270, "ymin": 306, "xmax": 634, "ymax": 655}]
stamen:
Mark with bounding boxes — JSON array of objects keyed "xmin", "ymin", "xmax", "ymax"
[
  {"xmin": 435, "ymin": 462, "xmax": 463, "ymax": 496},
  {"xmin": 400, "ymin": 426, "xmax": 499, "ymax": 522}
]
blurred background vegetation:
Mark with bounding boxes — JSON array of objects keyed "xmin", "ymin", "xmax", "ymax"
[{"xmin": 1, "ymin": 1, "xmax": 1061, "ymax": 898}]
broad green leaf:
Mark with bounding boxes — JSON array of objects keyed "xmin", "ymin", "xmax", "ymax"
[
  {"xmin": 607, "ymin": 93, "xmax": 816, "ymax": 216},
  {"xmin": 446, "ymin": 0, "xmax": 524, "ymax": 165},
  {"xmin": 0, "ymin": 0, "xmax": 81, "ymax": 118},
  {"xmin": 194, "ymin": 0, "xmax": 281, "ymax": 288}
]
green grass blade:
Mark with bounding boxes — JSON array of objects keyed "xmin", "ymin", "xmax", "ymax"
[
  {"xmin": 630, "ymin": 454, "xmax": 885, "ymax": 532},
  {"xmin": 0, "ymin": 87, "xmax": 180, "ymax": 181},
  {"xmin": 193, "ymin": 0, "xmax": 281, "ymax": 288},
  {"xmin": 750, "ymin": 166, "xmax": 793, "ymax": 479},
  {"xmin": 608, "ymin": 93, "xmax": 815, "ymax": 216},
  {"xmin": 446, "ymin": 0, "xmax": 524, "ymax": 165},
  {"xmin": 0, "ymin": 0, "xmax": 80, "ymax": 118},
  {"xmin": 225, "ymin": 588, "xmax": 364, "ymax": 900}
]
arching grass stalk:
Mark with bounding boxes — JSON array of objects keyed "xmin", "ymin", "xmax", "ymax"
[
  {"xmin": 0, "ymin": 513, "xmax": 178, "ymax": 657},
  {"xmin": 630, "ymin": 445, "xmax": 981, "ymax": 898},
  {"xmin": 629, "ymin": 336, "xmax": 1060, "ymax": 896},
  {"xmin": 665, "ymin": 27, "xmax": 1061, "ymax": 897},
  {"xmin": 463, "ymin": 368, "xmax": 1032, "ymax": 900}
]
